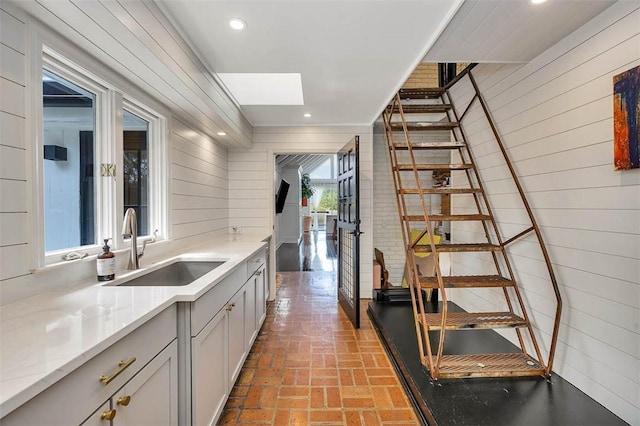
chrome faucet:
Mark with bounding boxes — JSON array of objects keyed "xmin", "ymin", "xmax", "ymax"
[{"xmin": 122, "ymin": 208, "xmax": 143, "ymax": 270}]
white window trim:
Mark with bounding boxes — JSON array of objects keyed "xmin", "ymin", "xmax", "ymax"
[{"xmin": 35, "ymin": 47, "xmax": 168, "ymax": 268}]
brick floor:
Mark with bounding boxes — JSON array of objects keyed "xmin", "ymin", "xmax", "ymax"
[{"xmin": 218, "ymin": 271, "xmax": 419, "ymax": 425}]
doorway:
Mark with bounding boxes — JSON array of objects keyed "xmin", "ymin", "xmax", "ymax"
[{"xmin": 274, "ymin": 153, "xmax": 339, "ymax": 273}]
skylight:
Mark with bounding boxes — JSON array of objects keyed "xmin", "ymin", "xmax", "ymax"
[{"xmin": 217, "ymin": 73, "xmax": 304, "ymax": 105}]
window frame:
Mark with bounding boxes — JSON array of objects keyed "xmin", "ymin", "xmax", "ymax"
[{"xmin": 37, "ymin": 47, "xmax": 167, "ymax": 267}]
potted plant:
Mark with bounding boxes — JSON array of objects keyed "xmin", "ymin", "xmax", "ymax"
[{"xmin": 301, "ymin": 173, "xmax": 314, "ymax": 207}]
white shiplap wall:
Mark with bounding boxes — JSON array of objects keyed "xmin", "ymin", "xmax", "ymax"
[
  {"xmin": 9, "ymin": 0, "xmax": 250, "ymax": 148},
  {"xmin": 0, "ymin": 6, "xmax": 30, "ymax": 284},
  {"xmin": 0, "ymin": 4, "xmax": 230, "ymax": 304},
  {"xmin": 229, "ymin": 126, "xmax": 374, "ymax": 296},
  {"xmin": 170, "ymin": 117, "xmax": 229, "ymax": 244},
  {"xmin": 448, "ymin": 3, "xmax": 640, "ymax": 424}
]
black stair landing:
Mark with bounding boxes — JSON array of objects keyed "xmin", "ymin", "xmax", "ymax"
[{"xmin": 367, "ymin": 301, "xmax": 627, "ymax": 426}]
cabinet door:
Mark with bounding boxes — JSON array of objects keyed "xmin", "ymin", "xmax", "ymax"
[
  {"xmin": 113, "ymin": 340, "xmax": 178, "ymax": 426},
  {"xmin": 192, "ymin": 308, "xmax": 228, "ymax": 426},
  {"xmin": 245, "ymin": 272, "xmax": 257, "ymax": 346},
  {"xmin": 228, "ymin": 285, "xmax": 247, "ymax": 386},
  {"xmin": 255, "ymin": 265, "xmax": 267, "ymax": 328},
  {"xmin": 80, "ymin": 401, "xmax": 112, "ymax": 426}
]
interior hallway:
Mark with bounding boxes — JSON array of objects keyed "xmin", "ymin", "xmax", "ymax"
[
  {"xmin": 218, "ymin": 232, "xmax": 418, "ymax": 425},
  {"xmin": 276, "ymin": 231, "xmax": 338, "ymax": 272}
]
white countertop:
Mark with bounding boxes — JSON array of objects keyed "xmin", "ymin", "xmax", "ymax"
[{"xmin": 0, "ymin": 236, "xmax": 268, "ymax": 416}]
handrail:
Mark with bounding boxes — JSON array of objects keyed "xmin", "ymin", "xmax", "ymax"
[{"xmin": 466, "ymin": 70, "xmax": 563, "ymax": 375}]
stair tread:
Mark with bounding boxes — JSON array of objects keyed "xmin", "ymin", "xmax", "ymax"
[
  {"xmin": 403, "ymin": 214, "xmax": 491, "ymax": 221},
  {"xmin": 392, "ymin": 142, "xmax": 465, "ymax": 150},
  {"xmin": 431, "ymin": 353, "xmax": 544, "ymax": 379},
  {"xmin": 418, "ymin": 275, "xmax": 515, "ymax": 288},
  {"xmin": 390, "ymin": 122, "xmax": 458, "ymax": 130},
  {"xmin": 398, "ymin": 88, "xmax": 445, "ymax": 99},
  {"xmin": 413, "ymin": 243, "xmax": 502, "ymax": 253},
  {"xmin": 388, "ymin": 104, "xmax": 452, "ymax": 113},
  {"xmin": 417, "ymin": 311, "xmax": 527, "ymax": 330},
  {"xmin": 400, "ymin": 188, "xmax": 482, "ymax": 194},
  {"xmin": 396, "ymin": 163, "xmax": 473, "ymax": 171}
]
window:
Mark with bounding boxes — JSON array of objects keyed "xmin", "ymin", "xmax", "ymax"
[
  {"xmin": 123, "ymin": 109, "xmax": 150, "ymax": 236},
  {"xmin": 42, "ymin": 70, "xmax": 97, "ymax": 251},
  {"xmin": 40, "ymin": 50, "xmax": 166, "ymax": 264}
]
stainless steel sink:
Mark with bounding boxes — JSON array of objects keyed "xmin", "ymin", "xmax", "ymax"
[{"xmin": 117, "ymin": 261, "xmax": 224, "ymax": 286}]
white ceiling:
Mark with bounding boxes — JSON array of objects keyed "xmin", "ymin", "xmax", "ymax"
[
  {"xmin": 159, "ymin": 0, "xmax": 617, "ymax": 128},
  {"xmin": 424, "ymin": 0, "xmax": 617, "ymax": 63}
]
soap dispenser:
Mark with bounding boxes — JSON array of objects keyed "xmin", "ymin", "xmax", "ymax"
[{"xmin": 97, "ymin": 238, "xmax": 116, "ymax": 281}]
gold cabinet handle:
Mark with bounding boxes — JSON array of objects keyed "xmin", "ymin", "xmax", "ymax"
[
  {"xmin": 226, "ymin": 302, "xmax": 236, "ymax": 311},
  {"xmin": 116, "ymin": 395, "xmax": 132, "ymax": 406},
  {"xmin": 99, "ymin": 357, "xmax": 136, "ymax": 385},
  {"xmin": 100, "ymin": 409, "xmax": 117, "ymax": 421},
  {"xmin": 253, "ymin": 258, "xmax": 263, "ymax": 263},
  {"xmin": 255, "ymin": 270, "xmax": 262, "ymax": 276}
]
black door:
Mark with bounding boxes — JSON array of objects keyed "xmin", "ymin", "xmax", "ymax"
[{"xmin": 337, "ymin": 136, "xmax": 361, "ymax": 329}]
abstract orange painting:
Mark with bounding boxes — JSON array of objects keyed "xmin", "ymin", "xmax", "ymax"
[{"xmin": 613, "ymin": 65, "xmax": 639, "ymax": 170}]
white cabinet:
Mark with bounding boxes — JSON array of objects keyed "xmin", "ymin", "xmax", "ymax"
[
  {"xmin": 228, "ymin": 283, "xmax": 248, "ymax": 385},
  {"xmin": 191, "ymin": 308, "xmax": 227, "ymax": 426},
  {"xmin": 2, "ymin": 307, "xmax": 178, "ymax": 426},
  {"xmin": 186, "ymin": 246, "xmax": 268, "ymax": 426},
  {"xmin": 82, "ymin": 340, "xmax": 178, "ymax": 425}
]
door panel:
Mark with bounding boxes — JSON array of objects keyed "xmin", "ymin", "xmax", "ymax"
[{"xmin": 337, "ymin": 136, "xmax": 360, "ymax": 329}]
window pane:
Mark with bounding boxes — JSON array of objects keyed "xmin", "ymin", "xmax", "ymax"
[
  {"xmin": 123, "ymin": 110, "xmax": 149, "ymax": 236},
  {"xmin": 43, "ymin": 70, "xmax": 96, "ymax": 251}
]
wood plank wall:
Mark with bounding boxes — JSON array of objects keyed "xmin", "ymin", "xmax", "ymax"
[
  {"xmin": 448, "ymin": 3, "xmax": 639, "ymax": 424},
  {"xmin": 228, "ymin": 126, "xmax": 374, "ymax": 295},
  {"xmin": 0, "ymin": 6, "xmax": 29, "ymax": 283},
  {"xmin": 0, "ymin": 3, "xmax": 230, "ymax": 304}
]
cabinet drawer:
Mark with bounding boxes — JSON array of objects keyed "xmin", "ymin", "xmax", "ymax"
[
  {"xmin": 190, "ymin": 267, "xmax": 244, "ymax": 336},
  {"xmin": 2, "ymin": 306, "xmax": 177, "ymax": 425},
  {"xmin": 246, "ymin": 248, "xmax": 266, "ymax": 277}
]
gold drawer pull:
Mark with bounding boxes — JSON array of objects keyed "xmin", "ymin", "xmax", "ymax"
[
  {"xmin": 99, "ymin": 357, "xmax": 136, "ymax": 385},
  {"xmin": 226, "ymin": 302, "xmax": 236, "ymax": 311},
  {"xmin": 255, "ymin": 270, "xmax": 262, "ymax": 276},
  {"xmin": 100, "ymin": 409, "xmax": 117, "ymax": 421},
  {"xmin": 116, "ymin": 395, "xmax": 132, "ymax": 406},
  {"xmin": 253, "ymin": 258, "xmax": 263, "ymax": 263}
]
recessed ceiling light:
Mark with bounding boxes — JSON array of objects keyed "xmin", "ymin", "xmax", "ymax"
[
  {"xmin": 530, "ymin": 0, "xmax": 547, "ymax": 4},
  {"xmin": 217, "ymin": 132, "xmax": 227, "ymax": 136},
  {"xmin": 229, "ymin": 18, "xmax": 246, "ymax": 30},
  {"xmin": 304, "ymin": 113, "xmax": 311, "ymax": 118}
]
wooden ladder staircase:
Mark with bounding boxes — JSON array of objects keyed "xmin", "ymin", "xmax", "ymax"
[{"xmin": 381, "ymin": 67, "xmax": 562, "ymax": 379}]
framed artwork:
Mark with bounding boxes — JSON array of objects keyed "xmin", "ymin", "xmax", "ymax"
[{"xmin": 613, "ymin": 65, "xmax": 639, "ymax": 170}]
